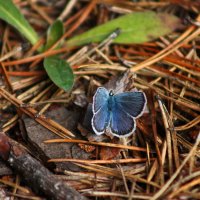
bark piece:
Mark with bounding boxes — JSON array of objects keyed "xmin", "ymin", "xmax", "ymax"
[
  {"xmin": 0, "ymin": 133, "xmax": 88, "ymax": 200},
  {"xmin": 0, "ymin": 161, "xmax": 12, "ymax": 176},
  {"xmin": 24, "ymin": 106, "xmax": 82, "ymax": 171}
]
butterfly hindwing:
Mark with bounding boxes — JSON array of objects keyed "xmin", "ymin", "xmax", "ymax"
[
  {"xmin": 92, "ymin": 105, "xmax": 110, "ymax": 135},
  {"xmin": 114, "ymin": 91, "xmax": 146, "ymax": 118}
]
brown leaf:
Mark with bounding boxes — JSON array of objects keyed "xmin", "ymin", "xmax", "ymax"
[{"xmin": 100, "ymin": 146, "xmax": 121, "ymax": 160}]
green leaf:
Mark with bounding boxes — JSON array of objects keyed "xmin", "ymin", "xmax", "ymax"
[
  {"xmin": 45, "ymin": 20, "xmax": 64, "ymax": 50},
  {"xmin": 0, "ymin": 0, "xmax": 39, "ymax": 45},
  {"xmin": 44, "ymin": 56, "xmax": 74, "ymax": 91},
  {"xmin": 66, "ymin": 11, "xmax": 180, "ymax": 46}
]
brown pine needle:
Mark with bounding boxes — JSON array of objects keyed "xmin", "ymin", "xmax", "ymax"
[
  {"xmin": 44, "ymin": 138, "xmax": 147, "ymax": 152},
  {"xmin": 0, "ymin": 88, "xmax": 74, "ymax": 138},
  {"xmin": 150, "ymin": 133, "xmax": 200, "ymax": 200},
  {"xmin": 48, "ymin": 158, "xmax": 153, "ymax": 164},
  {"xmin": 0, "ymin": 179, "xmax": 30, "ymax": 194}
]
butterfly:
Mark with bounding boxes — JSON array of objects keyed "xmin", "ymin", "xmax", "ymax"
[{"xmin": 91, "ymin": 87, "xmax": 147, "ymax": 138}]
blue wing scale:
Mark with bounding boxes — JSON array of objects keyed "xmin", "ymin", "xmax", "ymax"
[
  {"xmin": 110, "ymin": 104, "xmax": 136, "ymax": 137},
  {"xmin": 93, "ymin": 87, "xmax": 109, "ymax": 113},
  {"xmin": 92, "ymin": 87, "xmax": 146, "ymax": 138},
  {"xmin": 114, "ymin": 92, "xmax": 146, "ymax": 118},
  {"xmin": 92, "ymin": 87, "xmax": 110, "ymax": 135}
]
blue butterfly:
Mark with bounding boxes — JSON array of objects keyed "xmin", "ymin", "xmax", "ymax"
[{"xmin": 91, "ymin": 87, "xmax": 147, "ymax": 138}]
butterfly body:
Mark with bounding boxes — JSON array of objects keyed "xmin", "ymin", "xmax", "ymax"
[
  {"xmin": 107, "ymin": 92, "xmax": 114, "ymax": 112},
  {"xmin": 92, "ymin": 87, "xmax": 147, "ymax": 138}
]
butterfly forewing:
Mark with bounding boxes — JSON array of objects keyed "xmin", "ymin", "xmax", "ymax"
[
  {"xmin": 93, "ymin": 87, "xmax": 109, "ymax": 113},
  {"xmin": 114, "ymin": 92, "xmax": 146, "ymax": 118},
  {"xmin": 110, "ymin": 103, "xmax": 136, "ymax": 137},
  {"xmin": 92, "ymin": 87, "xmax": 110, "ymax": 135}
]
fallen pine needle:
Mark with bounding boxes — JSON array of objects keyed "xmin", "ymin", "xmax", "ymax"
[
  {"xmin": 48, "ymin": 158, "xmax": 154, "ymax": 164},
  {"xmin": 44, "ymin": 138, "xmax": 147, "ymax": 152}
]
